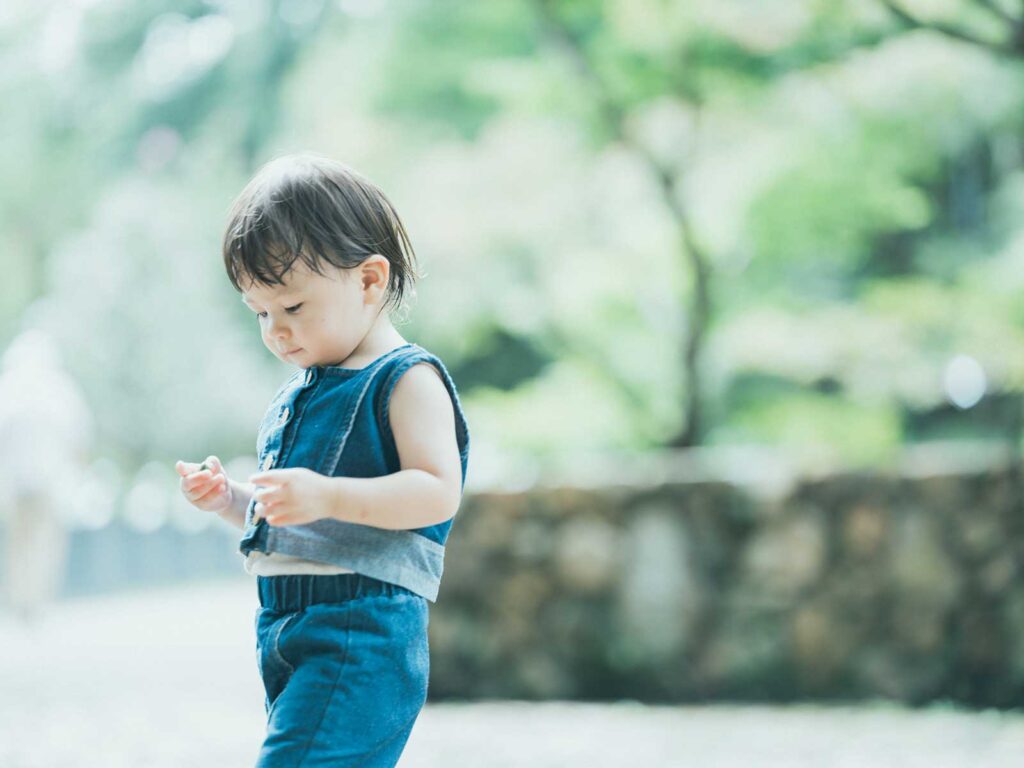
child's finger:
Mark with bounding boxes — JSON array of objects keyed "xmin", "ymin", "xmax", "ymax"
[
  {"xmin": 195, "ymin": 479, "xmax": 227, "ymax": 504},
  {"xmin": 194, "ymin": 471, "xmax": 226, "ymax": 494},
  {"xmin": 253, "ymin": 486, "xmax": 282, "ymax": 506},
  {"xmin": 182, "ymin": 471, "xmax": 215, "ymax": 493},
  {"xmin": 253, "ymin": 502, "xmax": 278, "ymax": 521},
  {"xmin": 177, "ymin": 460, "xmax": 214, "ymax": 479},
  {"xmin": 249, "ymin": 470, "xmax": 285, "ymax": 486}
]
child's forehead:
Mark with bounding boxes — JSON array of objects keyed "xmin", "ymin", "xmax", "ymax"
[
  {"xmin": 239, "ymin": 261, "xmax": 322, "ymax": 301},
  {"xmin": 241, "ymin": 277, "xmax": 299, "ymax": 303}
]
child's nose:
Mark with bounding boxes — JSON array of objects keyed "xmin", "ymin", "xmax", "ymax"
[{"xmin": 265, "ymin": 318, "xmax": 290, "ymax": 338}]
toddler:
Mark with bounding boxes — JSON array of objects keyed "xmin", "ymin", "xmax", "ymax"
[{"xmin": 174, "ymin": 154, "xmax": 470, "ymax": 767}]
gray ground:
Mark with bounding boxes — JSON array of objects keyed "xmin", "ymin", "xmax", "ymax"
[{"xmin": 0, "ymin": 581, "xmax": 1021, "ymax": 767}]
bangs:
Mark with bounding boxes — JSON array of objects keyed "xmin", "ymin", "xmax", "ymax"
[
  {"xmin": 221, "ymin": 154, "xmax": 418, "ymax": 314},
  {"xmin": 223, "ymin": 194, "xmax": 362, "ymax": 291}
]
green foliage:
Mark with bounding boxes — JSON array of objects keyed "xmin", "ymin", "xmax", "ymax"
[
  {"xmin": 374, "ymin": 1, "xmax": 538, "ymax": 140},
  {"xmin": 1, "ymin": 0, "xmax": 1022, "ymax": 477},
  {"xmin": 721, "ymin": 389, "xmax": 902, "ymax": 466}
]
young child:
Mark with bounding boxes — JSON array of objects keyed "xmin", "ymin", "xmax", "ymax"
[{"xmin": 174, "ymin": 153, "xmax": 470, "ymax": 767}]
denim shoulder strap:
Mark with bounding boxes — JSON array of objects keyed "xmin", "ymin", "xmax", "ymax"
[
  {"xmin": 375, "ymin": 347, "xmax": 471, "ymax": 491},
  {"xmin": 321, "ymin": 344, "xmax": 414, "ymax": 477}
]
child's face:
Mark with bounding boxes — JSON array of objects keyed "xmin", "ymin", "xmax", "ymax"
[{"xmin": 240, "ymin": 259, "xmax": 379, "ymax": 367}]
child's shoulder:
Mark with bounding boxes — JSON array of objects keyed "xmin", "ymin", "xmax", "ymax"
[
  {"xmin": 381, "ymin": 345, "xmax": 467, "ymax": 440},
  {"xmin": 388, "ymin": 359, "xmax": 448, "ymax": 409},
  {"xmin": 382, "ymin": 351, "xmax": 465, "ymax": 490},
  {"xmin": 379, "ymin": 345, "xmax": 456, "ymax": 400}
]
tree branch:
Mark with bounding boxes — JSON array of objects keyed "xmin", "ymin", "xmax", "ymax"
[
  {"xmin": 971, "ymin": 0, "xmax": 1020, "ymax": 28},
  {"xmin": 530, "ymin": 0, "xmax": 627, "ymax": 141},
  {"xmin": 879, "ymin": 0, "xmax": 1020, "ymax": 56},
  {"xmin": 530, "ymin": 0, "xmax": 713, "ymax": 446}
]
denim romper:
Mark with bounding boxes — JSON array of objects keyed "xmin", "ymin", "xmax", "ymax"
[{"xmin": 241, "ymin": 343, "xmax": 470, "ymax": 767}]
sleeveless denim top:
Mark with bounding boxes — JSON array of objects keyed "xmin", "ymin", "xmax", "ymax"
[{"xmin": 238, "ymin": 343, "xmax": 470, "ymax": 602}]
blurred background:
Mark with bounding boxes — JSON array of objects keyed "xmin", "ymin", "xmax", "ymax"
[{"xmin": 1, "ymin": 0, "xmax": 1024, "ymax": 765}]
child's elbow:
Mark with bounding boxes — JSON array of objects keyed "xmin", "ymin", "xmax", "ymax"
[
  {"xmin": 437, "ymin": 491, "xmax": 461, "ymax": 524},
  {"xmin": 434, "ymin": 475, "xmax": 462, "ymax": 525}
]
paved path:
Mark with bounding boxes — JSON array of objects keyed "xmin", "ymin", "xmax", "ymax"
[{"xmin": 0, "ymin": 581, "xmax": 1021, "ymax": 767}]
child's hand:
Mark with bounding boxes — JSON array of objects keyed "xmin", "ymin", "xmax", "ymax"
[
  {"xmin": 176, "ymin": 455, "xmax": 233, "ymax": 514},
  {"xmin": 249, "ymin": 467, "xmax": 335, "ymax": 527}
]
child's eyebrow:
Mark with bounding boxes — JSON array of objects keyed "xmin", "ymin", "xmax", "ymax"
[{"xmin": 241, "ymin": 292, "xmax": 300, "ymax": 307}]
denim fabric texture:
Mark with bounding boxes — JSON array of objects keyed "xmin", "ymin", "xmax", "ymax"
[
  {"xmin": 254, "ymin": 573, "xmax": 429, "ymax": 767},
  {"xmin": 238, "ymin": 343, "xmax": 471, "ymax": 602},
  {"xmin": 244, "ymin": 343, "xmax": 469, "ymax": 766}
]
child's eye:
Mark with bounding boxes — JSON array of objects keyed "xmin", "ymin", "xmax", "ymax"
[{"xmin": 256, "ymin": 303, "xmax": 302, "ymax": 319}]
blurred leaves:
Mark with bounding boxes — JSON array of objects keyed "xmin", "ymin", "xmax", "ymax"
[{"xmin": 0, "ymin": 0, "xmax": 1022, "ymax": 478}]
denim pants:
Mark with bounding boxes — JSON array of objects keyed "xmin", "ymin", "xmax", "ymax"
[{"xmin": 254, "ymin": 574, "xmax": 430, "ymax": 767}]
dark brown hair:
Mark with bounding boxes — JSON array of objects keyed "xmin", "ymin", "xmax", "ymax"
[{"xmin": 222, "ymin": 153, "xmax": 418, "ymax": 316}]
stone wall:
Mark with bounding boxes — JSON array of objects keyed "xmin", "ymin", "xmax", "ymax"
[
  {"xmin": 430, "ymin": 447, "xmax": 1024, "ymax": 708},
  {"xmin": 4, "ymin": 444, "xmax": 1020, "ymax": 708}
]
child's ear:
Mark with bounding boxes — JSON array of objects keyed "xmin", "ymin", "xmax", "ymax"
[{"xmin": 360, "ymin": 254, "xmax": 390, "ymax": 302}]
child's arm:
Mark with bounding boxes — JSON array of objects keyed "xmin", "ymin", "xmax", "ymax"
[
  {"xmin": 328, "ymin": 363, "xmax": 463, "ymax": 530},
  {"xmin": 219, "ymin": 478, "xmax": 256, "ymax": 531}
]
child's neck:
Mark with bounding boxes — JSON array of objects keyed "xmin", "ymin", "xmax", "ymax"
[{"xmin": 340, "ymin": 318, "xmax": 407, "ymax": 368}]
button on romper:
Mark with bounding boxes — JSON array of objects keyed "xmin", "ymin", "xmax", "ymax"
[{"xmin": 242, "ymin": 344, "xmax": 470, "ymax": 767}]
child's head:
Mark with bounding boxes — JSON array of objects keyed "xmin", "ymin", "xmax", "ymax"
[{"xmin": 223, "ymin": 154, "xmax": 419, "ymax": 366}]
